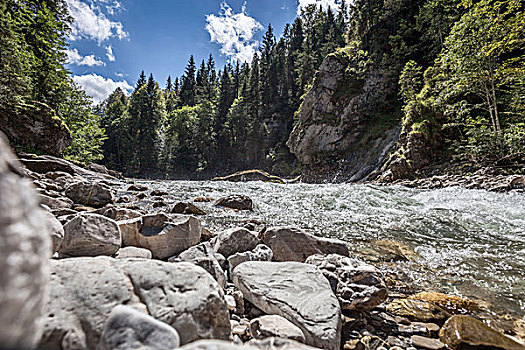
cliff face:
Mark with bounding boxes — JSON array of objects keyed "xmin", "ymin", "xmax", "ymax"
[
  {"xmin": 287, "ymin": 48, "xmax": 400, "ymax": 182},
  {"xmin": 0, "ymin": 102, "xmax": 72, "ymax": 156}
]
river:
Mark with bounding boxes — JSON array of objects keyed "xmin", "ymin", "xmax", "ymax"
[{"xmin": 122, "ymin": 180, "xmax": 525, "ymax": 318}]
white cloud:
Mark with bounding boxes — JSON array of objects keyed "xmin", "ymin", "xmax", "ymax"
[
  {"xmin": 105, "ymin": 45, "xmax": 115, "ymax": 61},
  {"xmin": 65, "ymin": 48, "xmax": 105, "ymax": 66},
  {"xmin": 66, "ymin": 0, "xmax": 128, "ymax": 43},
  {"xmin": 206, "ymin": 2, "xmax": 263, "ymax": 64},
  {"xmin": 73, "ymin": 74, "xmax": 132, "ymax": 103},
  {"xmin": 297, "ymin": 0, "xmax": 341, "ymax": 14}
]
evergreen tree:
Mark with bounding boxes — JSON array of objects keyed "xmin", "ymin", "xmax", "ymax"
[{"xmin": 179, "ymin": 55, "xmax": 197, "ymax": 106}]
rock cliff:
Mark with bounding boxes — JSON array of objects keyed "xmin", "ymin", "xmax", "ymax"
[{"xmin": 287, "ymin": 47, "xmax": 400, "ymax": 182}]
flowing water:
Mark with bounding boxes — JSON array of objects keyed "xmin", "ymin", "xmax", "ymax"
[{"xmin": 125, "ymin": 180, "xmax": 525, "ymax": 318}]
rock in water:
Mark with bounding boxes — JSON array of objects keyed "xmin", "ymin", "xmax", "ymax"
[
  {"xmin": 250, "ymin": 315, "xmax": 306, "ymax": 343},
  {"xmin": 215, "ymin": 195, "xmax": 253, "ymax": 210},
  {"xmin": 306, "ymin": 254, "xmax": 387, "ymax": 311},
  {"xmin": 172, "ymin": 242, "xmax": 227, "ymax": 288},
  {"xmin": 212, "ymin": 227, "xmax": 261, "ymax": 257},
  {"xmin": 262, "ymin": 226, "xmax": 349, "ymax": 262},
  {"xmin": 59, "ymin": 213, "xmax": 122, "ymax": 257},
  {"xmin": 0, "ymin": 132, "xmax": 51, "ymax": 348},
  {"xmin": 39, "ymin": 258, "xmax": 231, "ymax": 349},
  {"xmin": 100, "ymin": 305, "xmax": 180, "ymax": 350},
  {"xmin": 439, "ymin": 315, "xmax": 525, "ymax": 350},
  {"xmin": 65, "ymin": 180, "xmax": 115, "ymax": 208},
  {"xmin": 233, "ymin": 261, "xmax": 341, "ymax": 350}
]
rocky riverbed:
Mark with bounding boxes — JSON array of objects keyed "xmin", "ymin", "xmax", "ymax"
[{"xmin": 1, "ymin": 135, "xmax": 525, "ymax": 349}]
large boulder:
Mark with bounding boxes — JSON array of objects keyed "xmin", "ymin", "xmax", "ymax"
[
  {"xmin": 233, "ymin": 261, "xmax": 341, "ymax": 350},
  {"xmin": 65, "ymin": 181, "xmax": 115, "ymax": 208},
  {"xmin": 39, "ymin": 258, "xmax": 231, "ymax": 349},
  {"xmin": 100, "ymin": 305, "xmax": 180, "ymax": 350},
  {"xmin": 0, "ymin": 102, "xmax": 72, "ymax": 156},
  {"xmin": 212, "ymin": 227, "xmax": 260, "ymax": 258},
  {"xmin": 0, "ymin": 132, "xmax": 51, "ymax": 348},
  {"xmin": 439, "ymin": 315, "xmax": 525, "ymax": 350},
  {"xmin": 262, "ymin": 227, "xmax": 349, "ymax": 262},
  {"xmin": 125, "ymin": 214, "xmax": 201, "ymax": 260},
  {"xmin": 228, "ymin": 244, "xmax": 273, "ymax": 276},
  {"xmin": 59, "ymin": 213, "xmax": 122, "ymax": 257},
  {"xmin": 306, "ymin": 254, "xmax": 387, "ymax": 311},
  {"xmin": 172, "ymin": 243, "xmax": 227, "ymax": 288},
  {"xmin": 39, "ymin": 194, "xmax": 74, "ymax": 210}
]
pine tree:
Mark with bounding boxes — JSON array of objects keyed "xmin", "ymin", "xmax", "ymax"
[{"xmin": 179, "ymin": 55, "xmax": 197, "ymax": 107}]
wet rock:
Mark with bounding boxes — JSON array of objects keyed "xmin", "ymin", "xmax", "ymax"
[
  {"xmin": 172, "ymin": 202, "xmax": 207, "ymax": 215},
  {"xmin": 509, "ymin": 175, "xmax": 525, "ymax": 188},
  {"xmin": 39, "ymin": 258, "xmax": 231, "ymax": 349},
  {"xmin": 0, "ymin": 132, "xmax": 51, "ymax": 348},
  {"xmin": 172, "ymin": 242, "xmax": 227, "ymax": 288},
  {"xmin": 387, "ymin": 299, "xmax": 451, "ymax": 324},
  {"xmin": 65, "ymin": 181, "xmax": 115, "ymax": 208},
  {"xmin": 262, "ymin": 227, "xmax": 349, "ymax": 262},
  {"xmin": 151, "ymin": 189, "xmax": 169, "ymax": 196},
  {"xmin": 439, "ymin": 315, "xmax": 525, "ymax": 350},
  {"xmin": 115, "ymin": 246, "xmax": 152, "ymax": 259},
  {"xmin": 233, "ymin": 261, "xmax": 341, "ymax": 350},
  {"xmin": 134, "ymin": 214, "xmax": 201, "ymax": 259},
  {"xmin": 43, "ymin": 210, "xmax": 65, "ymax": 253},
  {"xmin": 100, "ymin": 305, "xmax": 180, "ymax": 350},
  {"xmin": 58, "ymin": 213, "xmax": 121, "ymax": 257},
  {"xmin": 359, "ymin": 240, "xmax": 418, "ymax": 262},
  {"xmin": 212, "ymin": 227, "xmax": 260, "ymax": 258},
  {"xmin": 215, "ymin": 195, "xmax": 253, "ymax": 210},
  {"xmin": 152, "ymin": 200, "xmax": 167, "ymax": 208},
  {"xmin": 201, "ymin": 227, "xmax": 218, "ymax": 242},
  {"xmin": 410, "ymin": 335, "xmax": 444, "ymax": 350},
  {"xmin": 408, "ymin": 292, "xmax": 479, "ymax": 314},
  {"xmin": 39, "ymin": 194, "xmax": 74, "ymax": 210},
  {"xmin": 306, "ymin": 254, "xmax": 387, "ymax": 311},
  {"xmin": 228, "ymin": 244, "xmax": 273, "ymax": 275},
  {"xmin": 250, "ymin": 315, "xmax": 306, "ymax": 343},
  {"xmin": 128, "ymin": 184, "xmax": 148, "ymax": 191}
]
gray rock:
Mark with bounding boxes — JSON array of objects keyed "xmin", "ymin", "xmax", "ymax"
[
  {"xmin": 249, "ymin": 338, "xmax": 322, "ymax": 349},
  {"xmin": 43, "ymin": 210, "xmax": 65, "ymax": 253},
  {"xmin": 228, "ymin": 244, "xmax": 273, "ymax": 275},
  {"xmin": 39, "ymin": 194, "xmax": 74, "ymax": 210},
  {"xmin": 306, "ymin": 254, "xmax": 387, "ymax": 311},
  {"xmin": 0, "ymin": 132, "xmax": 51, "ymax": 348},
  {"xmin": 179, "ymin": 340, "xmax": 256, "ymax": 349},
  {"xmin": 173, "ymin": 242, "xmax": 227, "ymax": 288},
  {"xmin": 215, "ymin": 195, "xmax": 253, "ymax": 210},
  {"xmin": 115, "ymin": 208, "xmax": 142, "ymax": 221},
  {"xmin": 212, "ymin": 227, "xmax": 260, "ymax": 258},
  {"xmin": 118, "ymin": 217, "xmax": 143, "ymax": 247},
  {"xmin": 115, "ymin": 247, "xmax": 152, "ymax": 259},
  {"xmin": 233, "ymin": 262, "xmax": 341, "ymax": 350},
  {"xmin": 250, "ymin": 315, "xmax": 306, "ymax": 343},
  {"xmin": 59, "ymin": 213, "xmax": 121, "ymax": 257},
  {"xmin": 39, "ymin": 258, "xmax": 231, "ymax": 349},
  {"xmin": 262, "ymin": 227, "xmax": 349, "ymax": 262},
  {"xmin": 100, "ymin": 305, "xmax": 180, "ymax": 350},
  {"xmin": 65, "ymin": 180, "xmax": 115, "ymax": 208},
  {"xmin": 135, "ymin": 214, "xmax": 201, "ymax": 259}
]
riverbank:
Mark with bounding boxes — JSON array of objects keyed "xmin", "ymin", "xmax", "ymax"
[{"xmin": 2, "ymin": 145, "xmax": 525, "ymax": 349}]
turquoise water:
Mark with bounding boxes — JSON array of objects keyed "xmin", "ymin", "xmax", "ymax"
[{"xmin": 123, "ymin": 181, "xmax": 525, "ymax": 317}]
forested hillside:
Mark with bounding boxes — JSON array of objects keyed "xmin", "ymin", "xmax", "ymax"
[
  {"xmin": 0, "ymin": 0, "xmax": 105, "ymax": 163},
  {"xmin": 1, "ymin": 0, "xmax": 523, "ymax": 180}
]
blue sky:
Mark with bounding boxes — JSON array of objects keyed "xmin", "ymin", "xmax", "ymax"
[{"xmin": 65, "ymin": 0, "xmax": 342, "ymax": 103}]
